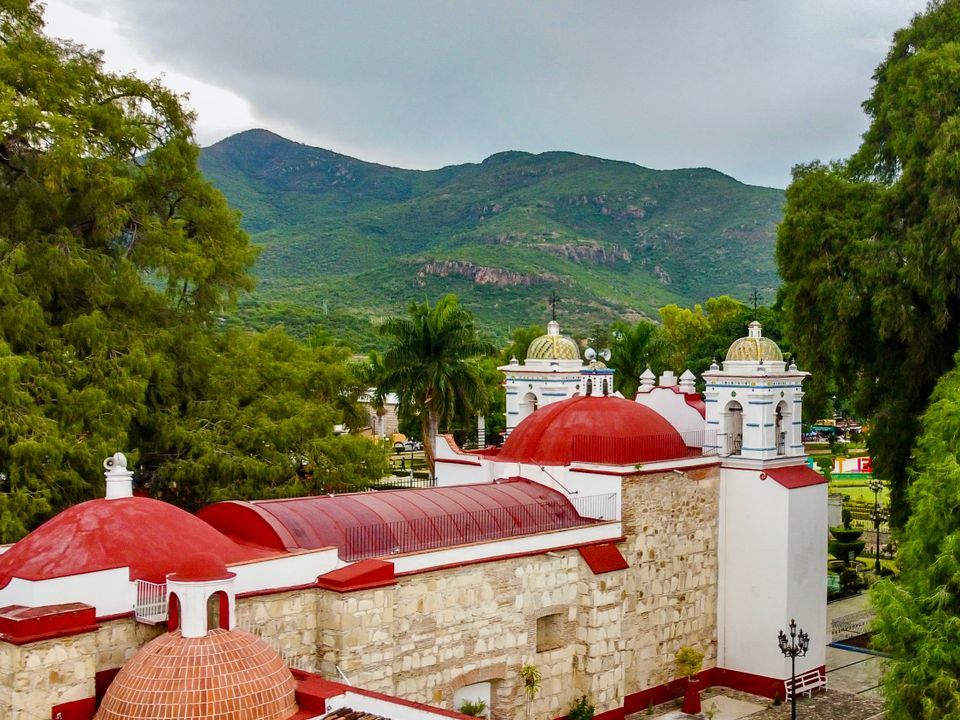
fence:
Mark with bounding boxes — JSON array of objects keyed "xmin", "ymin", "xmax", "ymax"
[
  {"xmin": 134, "ymin": 580, "xmax": 167, "ymax": 624},
  {"xmin": 340, "ymin": 494, "xmax": 614, "ymax": 562},
  {"xmin": 570, "ymin": 430, "xmax": 716, "ymax": 465}
]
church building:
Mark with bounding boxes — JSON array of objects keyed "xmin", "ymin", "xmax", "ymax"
[{"xmin": 0, "ymin": 322, "xmax": 826, "ymax": 720}]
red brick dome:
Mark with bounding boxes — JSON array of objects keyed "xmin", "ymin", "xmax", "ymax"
[
  {"xmin": 95, "ymin": 628, "xmax": 298, "ymax": 720},
  {"xmin": 497, "ymin": 395, "xmax": 691, "ymax": 466}
]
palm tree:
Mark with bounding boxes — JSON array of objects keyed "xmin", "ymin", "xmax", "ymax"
[
  {"xmin": 608, "ymin": 320, "xmax": 672, "ymax": 399},
  {"xmin": 378, "ymin": 294, "xmax": 495, "ymax": 475}
]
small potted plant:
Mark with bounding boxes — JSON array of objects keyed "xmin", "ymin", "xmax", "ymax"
[{"xmin": 674, "ymin": 646, "xmax": 704, "ymax": 714}]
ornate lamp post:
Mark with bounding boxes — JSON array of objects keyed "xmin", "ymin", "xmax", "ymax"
[
  {"xmin": 778, "ymin": 618, "xmax": 809, "ymax": 720},
  {"xmin": 869, "ymin": 477, "xmax": 886, "ymax": 574}
]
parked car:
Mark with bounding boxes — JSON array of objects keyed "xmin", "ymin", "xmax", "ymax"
[{"xmin": 393, "ymin": 440, "xmax": 423, "ymax": 452}]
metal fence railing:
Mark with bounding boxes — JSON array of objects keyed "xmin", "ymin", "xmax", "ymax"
[
  {"xmin": 571, "ymin": 430, "xmax": 716, "ymax": 465},
  {"xmin": 340, "ymin": 495, "xmax": 611, "ymax": 562},
  {"xmin": 134, "ymin": 579, "xmax": 167, "ymax": 624}
]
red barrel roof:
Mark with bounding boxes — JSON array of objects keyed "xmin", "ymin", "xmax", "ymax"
[
  {"xmin": 199, "ymin": 479, "xmax": 590, "ymax": 561},
  {"xmin": 497, "ymin": 395, "xmax": 690, "ymax": 466},
  {"xmin": 0, "ymin": 497, "xmax": 275, "ymax": 586}
]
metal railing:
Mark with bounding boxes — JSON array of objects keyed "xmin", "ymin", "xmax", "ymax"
[
  {"xmin": 569, "ymin": 493, "xmax": 618, "ymax": 520},
  {"xmin": 340, "ymin": 496, "xmax": 611, "ymax": 562},
  {"xmin": 134, "ymin": 579, "xmax": 168, "ymax": 624},
  {"xmin": 831, "ymin": 609, "xmax": 873, "ymax": 643},
  {"xmin": 570, "ymin": 430, "xmax": 716, "ymax": 465}
]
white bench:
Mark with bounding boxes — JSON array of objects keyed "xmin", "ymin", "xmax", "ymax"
[{"xmin": 785, "ymin": 669, "xmax": 827, "ymax": 699}]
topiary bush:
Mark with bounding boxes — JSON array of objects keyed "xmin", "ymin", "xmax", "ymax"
[{"xmin": 830, "ymin": 527, "xmax": 865, "ymax": 543}]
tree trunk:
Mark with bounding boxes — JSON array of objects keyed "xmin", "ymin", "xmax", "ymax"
[{"xmin": 422, "ymin": 410, "xmax": 440, "ymax": 478}]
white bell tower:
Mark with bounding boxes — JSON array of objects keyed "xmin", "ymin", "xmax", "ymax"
[{"xmin": 706, "ymin": 322, "xmax": 828, "ymax": 698}]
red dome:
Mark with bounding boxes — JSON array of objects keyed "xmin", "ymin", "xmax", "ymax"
[
  {"xmin": 95, "ymin": 628, "xmax": 298, "ymax": 720},
  {"xmin": 169, "ymin": 552, "xmax": 235, "ymax": 582},
  {"xmin": 0, "ymin": 497, "xmax": 275, "ymax": 587},
  {"xmin": 498, "ymin": 395, "xmax": 692, "ymax": 466}
]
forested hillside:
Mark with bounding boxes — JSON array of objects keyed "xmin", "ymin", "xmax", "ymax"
[{"xmin": 200, "ymin": 130, "xmax": 784, "ymax": 347}]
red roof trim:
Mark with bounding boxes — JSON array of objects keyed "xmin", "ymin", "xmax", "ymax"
[
  {"xmin": 393, "ymin": 535, "xmax": 626, "ymax": 578},
  {"xmin": 435, "ymin": 457, "xmax": 482, "ymax": 467},
  {"xmin": 578, "ymin": 544, "xmax": 629, "ymax": 574},
  {"xmin": 293, "ymin": 672, "xmax": 474, "ymax": 718},
  {"xmin": 763, "ymin": 465, "xmax": 827, "ymax": 489},
  {"xmin": 50, "ymin": 697, "xmax": 96, "ymax": 720},
  {"xmin": 316, "ymin": 559, "xmax": 396, "ymax": 593},
  {"xmin": 0, "ymin": 603, "xmax": 98, "ymax": 645}
]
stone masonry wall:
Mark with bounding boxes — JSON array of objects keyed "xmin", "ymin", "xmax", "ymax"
[
  {"xmin": 620, "ymin": 467, "xmax": 720, "ymax": 696},
  {"xmin": 236, "ymin": 588, "xmax": 320, "ymax": 672},
  {"xmin": 0, "ymin": 631, "xmax": 98, "ymax": 717},
  {"xmin": 312, "ymin": 467, "xmax": 719, "ymax": 719}
]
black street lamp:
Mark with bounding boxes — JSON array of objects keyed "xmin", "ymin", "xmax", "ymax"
[
  {"xmin": 869, "ymin": 477, "xmax": 887, "ymax": 574},
  {"xmin": 778, "ymin": 618, "xmax": 810, "ymax": 720}
]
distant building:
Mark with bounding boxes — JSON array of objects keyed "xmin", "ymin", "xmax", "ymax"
[{"xmin": 0, "ymin": 323, "xmax": 826, "ymax": 720}]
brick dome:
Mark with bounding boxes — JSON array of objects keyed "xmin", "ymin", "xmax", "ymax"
[
  {"xmin": 95, "ymin": 628, "xmax": 298, "ymax": 720},
  {"xmin": 497, "ymin": 395, "xmax": 692, "ymax": 466}
]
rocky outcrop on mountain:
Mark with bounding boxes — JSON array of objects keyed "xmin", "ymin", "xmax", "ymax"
[{"xmin": 417, "ymin": 261, "xmax": 556, "ymax": 287}]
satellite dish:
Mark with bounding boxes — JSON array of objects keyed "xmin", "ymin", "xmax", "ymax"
[
  {"xmin": 584, "ymin": 347, "xmax": 597, "ymax": 361},
  {"xmin": 600, "ymin": 348, "xmax": 612, "ymax": 362}
]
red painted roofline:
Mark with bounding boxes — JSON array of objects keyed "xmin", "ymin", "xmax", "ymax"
[
  {"xmin": 0, "ymin": 603, "xmax": 98, "ymax": 645},
  {"xmin": 578, "ymin": 544, "xmax": 629, "ymax": 574},
  {"xmin": 293, "ymin": 671, "xmax": 474, "ymax": 719},
  {"xmin": 435, "ymin": 457, "xmax": 482, "ymax": 467},
  {"xmin": 393, "ymin": 535, "xmax": 626, "ymax": 578},
  {"xmin": 316, "ymin": 559, "xmax": 396, "ymax": 593},
  {"xmin": 763, "ymin": 465, "xmax": 827, "ymax": 489}
]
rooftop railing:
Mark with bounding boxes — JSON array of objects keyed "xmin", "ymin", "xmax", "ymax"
[
  {"xmin": 570, "ymin": 429, "xmax": 716, "ymax": 465},
  {"xmin": 340, "ymin": 493, "xmax": 617, "ymax": 562}
]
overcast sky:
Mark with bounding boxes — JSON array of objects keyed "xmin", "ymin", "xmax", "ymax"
[{"xmin": 42, "ymin": 1, "xmax": 927, "ymax": 189}]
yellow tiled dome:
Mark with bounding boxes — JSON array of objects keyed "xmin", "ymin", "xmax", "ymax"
[
  {"xmin": 527, "ymin": 320, "xmax": 580, "ymax": 361},
  {"xmin": 725, "ymin": 321, "xmax": 783, "ymax": 362}
]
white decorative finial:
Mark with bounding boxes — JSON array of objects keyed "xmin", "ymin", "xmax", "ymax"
[
  {"xmin": 104, "ymin": 452, "xmax": 133, "ymax": 500},
  {"xmin": 679, "ymin": 369, "xmax": 696, "ymax": 393},
  {"xmin": 639, "ymin": 367, "xmax": 656, "ymax": 393}
]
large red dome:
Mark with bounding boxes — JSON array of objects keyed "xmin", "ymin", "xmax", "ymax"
[
  {"xmin": 497, "ymin": 395, "xmax": 692, "ymax": 466},
  {"xmin": 0, "ymin": 497, "xmax": 275, "ymax": 587}
]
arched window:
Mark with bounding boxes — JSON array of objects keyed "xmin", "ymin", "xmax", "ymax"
[
  {"xmin": 602, "ymin": 379, "xmax": 609, "ymax": 396},
  {"xmin": 725, "ymin": 401, "xmax": 744, "ymax": 456},
  {"xmin": 775, "ymin": 401, "xmax": 789, "ymax": 455},
  {"xmin": 586, "ymin": 379, "xmax": 593, "ymax": 396},
  {"xmin": 167, "ymin": 593, "xmax": 181, "ymax": 632},
  {"xmin": 207, "ymin": 590, "xmax": 230, "ymax": 631}
]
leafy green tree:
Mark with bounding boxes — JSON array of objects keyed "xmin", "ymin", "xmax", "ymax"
[
  {"xmin": 378, "ymin": 294, "xmax": 495, "ymax": 474},
  {"xmin": 0, "ymin": 1, "xmax": 385, "ymax": 537},
  {"xmin": 499, "ymin": 325, "xmax": 545, "ymax": 365},
  {"xmin": 872, "ymin": 352, "xmax": 960, "ymax": 719},
  {"xmin": 608, "ymin": 320, "xmax": 670, "ymax": 399},
  {"xmin": 776, "ymin": 1, "xmax": 960, "ymax": 523}
]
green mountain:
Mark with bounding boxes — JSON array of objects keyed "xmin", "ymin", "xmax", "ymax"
[{"xmin": 199, "ymin": 129, "xmax": 784, "ymax": 348}]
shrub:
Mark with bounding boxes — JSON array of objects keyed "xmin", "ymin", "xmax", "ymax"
[
  {"xmin": 567, "ymin": 695, "xmax": 595, "ymax": 720},
  {"xmin": 829, "ymin": 527, "xmax": 865, "ymax": 543},
  {"xmin": 458, "ymin": 698, "xmax": 487, "ymax": 717},
  {"xmin": 829, "ymin": 539, "xmax": 866, "ymax": 563},
  {"xmin": 674, "ymin": 646, "xmax": 704, "ymax": 679}
]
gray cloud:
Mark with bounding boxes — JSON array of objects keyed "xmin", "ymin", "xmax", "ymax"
[{"xmin": 54, "ymin": 0, "xmax": 926, "ymax": 188}]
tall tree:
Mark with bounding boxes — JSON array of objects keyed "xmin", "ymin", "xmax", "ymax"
[
  {"xmin": 608, "ymin": 320, "xmax": 670, "ymax": 399},
  {"xmin": 378, "ymin": 294, "xmax": 495, "ymax": 474},
  {"xmin": 776, "ymin": 1, "xmax": 960, "ymax": 523},
  {"xmin": 872, "ymin": 352, "xmax": 960, "ymax": 718}
]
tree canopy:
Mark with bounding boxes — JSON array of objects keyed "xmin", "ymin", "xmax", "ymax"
[
  {"xmin": 377, "ymin": 294, "xmax": 495, "ymax": 474},
  {"xmin": 0, "ymin": 0, "xmax": 385, "ymax": 538},
  {"xmin": 776, "ymin": 0, "xmax": 960, "ymax": 523},
  {"xmin": 873, "ymin": 350, "xmax": 960, "ymax": 718}
]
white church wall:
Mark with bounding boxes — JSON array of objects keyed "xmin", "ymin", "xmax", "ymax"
[
  {"xmin": 0, "ymin": 567, "xmax": 132, "ymax": 618},
  {"xmin": 634, "ymin": 387, "xmax": 704, "ymax": 437},
  {"xmin": 718, "ymin": 466, "xmax": 825, "ymax": 683},
  {"xmin": 785, "ymin": 483, "xmax": 828, "ymax": 676},
  {"xmin": 231, "ymin": 547, "xmax": 340, "ymax": 595}
]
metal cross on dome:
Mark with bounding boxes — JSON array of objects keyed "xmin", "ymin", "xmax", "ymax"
[
  {"xmin": 750, "ymin": 288, "xmax": 761, "ymax": 319},
  {"xmin": 549, "ymin": 290, "xmax": 560, "ymax": 321}
]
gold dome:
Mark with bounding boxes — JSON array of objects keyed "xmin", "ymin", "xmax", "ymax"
[
  {"xmin": 725, "ymin": 321, "xmax": 783, "ymax": 362},
  {"xmin": 527, "ymin": 320, "xmax": 580, "ymax": 361}
]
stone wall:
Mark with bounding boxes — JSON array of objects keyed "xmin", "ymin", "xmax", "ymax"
[
  {"xmin": 236, "ymin": 588, "xmax": 321, "ymax": 672},
  {"xmin": 620, "ymin": 467, "xmax": 720, "ymax": 696},
  {"xmin": 309, "ymin": 466, "xmax": 720, "ymax": 719},
  {"xmin": 0, "ymin": 631, "xmax": 98, "ymax": 716}
]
